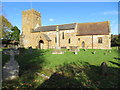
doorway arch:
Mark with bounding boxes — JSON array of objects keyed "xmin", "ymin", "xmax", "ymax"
[
  {"xmin": 82, "ymin": 41, "xmax": 85, "ymax": 49},
  {"xmin": 39, "ymin": 40, "xmax": 44, "ymax": 49}
]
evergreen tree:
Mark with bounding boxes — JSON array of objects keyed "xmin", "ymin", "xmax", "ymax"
[{"xmin": 10, "ymin": 26, "xmax": 20, "ymax": 41}]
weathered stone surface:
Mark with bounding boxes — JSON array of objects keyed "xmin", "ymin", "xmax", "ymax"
[
  {"xmin": 52, "ymin": 49, "xmax": 64, "ymax": 54},
  {"xmin": 3, "ymin": 49, "xmax": 19, "ymax": 80},
  {"xmin": 3, "ymin": 60, "xmax": 19, "ymax": 80}
]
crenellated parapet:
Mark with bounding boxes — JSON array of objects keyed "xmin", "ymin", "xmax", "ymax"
[{"xmin": 22, "ymin": 8, "xmax": 41, "ymax": 17}]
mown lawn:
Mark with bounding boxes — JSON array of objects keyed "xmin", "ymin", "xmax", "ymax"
[
  {"xmin": 43, "ymin": 48, "xmax": 119, "ymax": 68},
  {"xmin": 2, "ymin": 47, "xmax": 120, "ymax": 89}
]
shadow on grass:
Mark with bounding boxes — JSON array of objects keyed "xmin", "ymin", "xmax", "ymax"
[
  {"xmin": 114, "ymin": 57, "xmax": 120, "ymax": 60},
  {"xmin": 38, "ymin": 72, "xmax": 84, "ymax": 88},
  {"xmin": 2, "ymin": 49, "xmax": 47, "ymax": 89},
  {"xmin": 37, "ymin": 61, "xmax": 119, "ymax": 88},
  {"xmin": 15, "ymin": 49, "xmax": 46, "ymax": 75},
  {"xmin": 109, "ymin": 61, "xmax": 120, "ymax": 67}
]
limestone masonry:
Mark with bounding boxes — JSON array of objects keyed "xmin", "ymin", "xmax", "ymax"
[{"xmin": 21, "ymin": 9, "xmax": 111, "ymax": 49}]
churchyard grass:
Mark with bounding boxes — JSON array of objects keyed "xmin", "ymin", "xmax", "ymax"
[{"xmin": 2, "ymin": 47, "xmax": 119, "ymax": 88}]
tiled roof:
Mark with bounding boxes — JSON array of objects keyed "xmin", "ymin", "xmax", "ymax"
[
  {"xmin": 34, "ymin": 21, "xmax": 110, "ymax": 35},
  {"xmin": 76, "ymin": 21, "xmax": 110, "ymax": 35},
  {"xmin": 34, "ymin": 23, "xmax": 76, "ymax": 32}
]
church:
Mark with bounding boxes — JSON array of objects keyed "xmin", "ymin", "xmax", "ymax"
[{"xmin": 21, "ymin": 9, "xmax": 111, "ymax": 49}]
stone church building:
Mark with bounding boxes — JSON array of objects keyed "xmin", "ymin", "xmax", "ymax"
[{"xmin": 21, "ymin": 9, "xmax": 111, "ymax": 49}]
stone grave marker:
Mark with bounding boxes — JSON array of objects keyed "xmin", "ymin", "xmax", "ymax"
[
  {"xmin": 52, "ymin": 26, "xmax": 64, "ymax": 54},
  {"xmin": 28, "ymin": 46, "xmax": 32, "ymax": 54},
  {"xmin": 92, "ymin": 51, "xmax": 96, "ymax": 54},
  {"xmin": 69, "ymin": 46, "xmax": 79, "ymax": 54},
  {"xmin": 3, "ymin": 49, "xmax": 19, "ymax": 80},
  {"xmin": 100, "ymin": 62, "xmax": 108, "ymax": 76}
]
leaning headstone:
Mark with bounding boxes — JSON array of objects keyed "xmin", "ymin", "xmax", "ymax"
[
  {"xmin": 92, "ymin": 51, "xmax": 96, "ymax": 54},
  {"xmin": 100, "ymin": 62, "xmax": 108, "ymax": 76},
  {"xmin": 3, "ymin": 49, "xmax": 19, "ymax": 80}
]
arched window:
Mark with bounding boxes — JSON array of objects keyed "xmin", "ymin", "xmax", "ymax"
[
  {"xmin": 68, "ymin": 38, "xmax": 70, "ymax": 44},
  {"xmin": 62, "ymin": 32, "xmax": 64, "ymax": 39}
]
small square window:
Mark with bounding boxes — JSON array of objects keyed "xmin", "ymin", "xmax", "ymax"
[{"xmin": 98, "ymin": 37, "xmax": 102, "ymax": 43}]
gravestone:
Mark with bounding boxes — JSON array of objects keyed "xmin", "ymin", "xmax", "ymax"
[
  {"xmin": 100, "ymin": 62, "xmax": 108, "ymax": 75},
  {"xmin": 92, "ymin": 51, "xmax": 96, "ymax": 54},
  {"xmin": 69, "ymin": 46, "xmax": 79, "ymax": 54},
  {"xmin": 3, "ymin": 49, "xmax": 19, "ymax": 80},
  {"xmin": 74, "ymin": 51, "xmax": 78, "ymax": 55},
  {"xmin": 28, "ymin": 46, "xmax": 32, "ymax": 54},
  {"xmin": 108, "ymin": 50, "xmax": 111, "ymax": 53}
]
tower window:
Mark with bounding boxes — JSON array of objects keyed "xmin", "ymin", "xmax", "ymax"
[
  {"xmin": 98, "ymin": 37, "xmax": 102, "ymax": 43},
  {"xmin": 68, "ymin": 38, "xmax": 71, "ymax": 44},
  {"xmin": 62, "ymin": 32, "xmax": 64, "ymax": 39}
]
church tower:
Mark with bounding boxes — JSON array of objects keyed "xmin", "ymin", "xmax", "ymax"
[{"xmin": 21, "ymin": 9, "xmax": 41, "ymax": 47}]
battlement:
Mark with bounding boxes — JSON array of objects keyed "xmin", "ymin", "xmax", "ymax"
[
  {"xmin": 22, "ymin": 8, "xmax": 41, "ymax": 16},
  {"xmin": 22, "ymin": 8, "xmax": 42, "ymax": 33}
]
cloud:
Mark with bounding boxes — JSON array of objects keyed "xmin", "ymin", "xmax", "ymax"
[
  {"xmin": 100, "ymin": 11, "xmax": 119, "ymax": 15},
  {"xmin": 49, "ymin": 18, "xmax": 54, "ymax": 22}
]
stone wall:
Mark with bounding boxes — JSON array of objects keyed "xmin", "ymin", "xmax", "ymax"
[
  {"xmin": 21, "ymin": 9, "xmax": 111, "ymax": 49},
  {"xmin": 76, "ymin": 35, "xmax": 111, "ymax": 49}
]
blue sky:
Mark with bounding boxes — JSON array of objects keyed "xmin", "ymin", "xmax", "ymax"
[{"xmin": 2, "ymin": 2, "xmax": 118, "ymax": 34}]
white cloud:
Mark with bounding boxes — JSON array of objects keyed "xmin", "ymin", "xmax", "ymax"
[
  {"xmin": 49, "ymin": 18, "xmax": 54, "ymax": 22},
  {"xmin": 100, "ymin": 11, "xmax": 119, "ymax": 15}
]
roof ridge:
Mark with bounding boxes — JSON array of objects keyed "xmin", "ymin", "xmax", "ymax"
[
  {"xmin": 40, "ymin": 23, "xmax": 77, "ymax": 27},
  {"xmin": 78, "ymin": 21, "xmax": 109, "ymax": 24}
]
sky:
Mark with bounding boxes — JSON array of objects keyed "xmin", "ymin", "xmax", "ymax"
[{"xmin": 1, "ymin": 2, "xmax": 119, "ymax": 34}]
